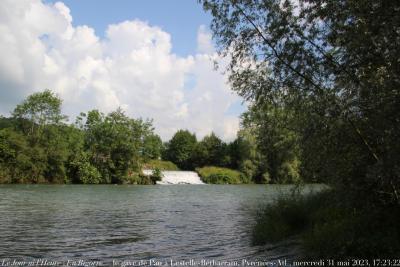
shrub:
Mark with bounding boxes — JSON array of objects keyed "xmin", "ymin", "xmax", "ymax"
[
  {"xmin": 150, "ymin": 168, "xmax": 163, "ymax": 183},
  {"xmin": 261, "ymin": 172, "xmax": 271, "ymax": 184},
  {"xmin": 239, "ymin": 159, "xmax": 257, "ymax": 180},
  {"xmin": 196, "ymin": 166, "xmax": 248, "ymax": 184},
  {"xmin": 252, "ymin": 189, "xmax": 400, "ymax": 258},
  {"xmin": 276, "ymin": 159, "xmax": 301, "ymax": 184},
  {"xmin": 125, "ymin": 172, "xmax": 154, "ymax": 185},
  {"xmin": 69, "ymin": 152, "xmax": 101, "ymax": 184},
  {"xmin": 252, "ymin": 192, "xmax": 317, "ymax": 244}
]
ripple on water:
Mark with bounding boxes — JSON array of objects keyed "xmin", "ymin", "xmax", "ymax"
[{"xmin": 0, "ymin": 184, "xmax": 318, "ymax": 261}]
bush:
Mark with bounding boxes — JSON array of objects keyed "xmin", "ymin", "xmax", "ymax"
[
  {"xmin": 252, "ymin": 189, "xmax": 400, "ymax": 258},
  {"xmin": 150, "ymin": 168, "xmax": 163, "ymax": 183},
  {"xmin": 142, "ymin": 159, "xmax": 179, "ymax": 171},
  {"xmin": 252, "ymin": 191, "xmax": 321, "ymax": 244},
  {"xmin": 69, "ymin": 152, "xmax": 101, "ymax": 184},
  {"xmin": 125, "ymin": 172, "xmax": 155, "ymax": 185},
  {"xmin": 277, "ymin": 159, "xmax": 301, "ymax": 184},
  {"xmin": 261, "ymin": 172, "xmax": 271, "ymax": 184},
  {"xmin": 303, "ymin": 203, "xmax": 400, "ymax": 258},
  {"xmin": 239, "ymin": 159, "xmax": 257, "ymax": 180},
  {"xmin": 196, "ymin": 166, "xmax": 248, "ymax": 184}
]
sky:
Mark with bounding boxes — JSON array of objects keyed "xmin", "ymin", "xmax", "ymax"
[{"xmin": 0, "ymin": 0, "xmax": 246, "ymax": 141}]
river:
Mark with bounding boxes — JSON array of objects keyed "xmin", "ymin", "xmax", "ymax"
[{"xmin": 0, "ymin": 184, "xmax": 320, "ymax": 266}]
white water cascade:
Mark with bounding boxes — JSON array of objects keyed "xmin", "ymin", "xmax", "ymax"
[{"xmin": 142, "ymin": 170, "xmax": 205, "ymax": 185}]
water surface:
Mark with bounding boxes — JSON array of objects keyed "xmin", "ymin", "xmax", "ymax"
[{"xmin": 0, "ymin": 185, "xmax": 319, "ymax": 264}]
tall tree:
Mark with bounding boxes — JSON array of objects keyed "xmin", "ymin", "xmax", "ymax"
[
  {"xmin": 201, "ymin": 0, "xmax": 400, "ymax": 203},
  {"xmin": 242, "ymin": 103, "xmax": 301, "ymax": 183},
  {"xmin": 163, "ymin": 130, "xmax": 197, "ymax": 170},
  {"xmin": 10, "ymin": 90, "xmax": 70, "ymax": 182},
  {"xmin": 12, "ymin": 90, "xmax": 66, "ymax": 142},
  {"xmin": 142, "ymin": 133, "xmax": 163, "ymax": 160},
  {"xmin": 192, "ymin": 133, "xmax": 226, "ymax": 167},
  {"xmin": 81, "ymin": 108, "xmax": 153, "ymax": 183}
]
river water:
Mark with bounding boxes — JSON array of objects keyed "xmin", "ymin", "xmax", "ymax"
[{"xmin": 0, "ymin": 184, "xmax": 319, "ymax": 266}]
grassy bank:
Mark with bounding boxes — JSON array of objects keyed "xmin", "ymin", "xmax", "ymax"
[
  {"xmin": 196, "ymin": 166, "xmax": 250, "ymax": 184},
  {"xmin": 141, "ymin": 160, "xmax": 179, "ymax": 171},
  {"xmin": 253, "ymin": 189, "xmax": 400, "ymax": 258}
]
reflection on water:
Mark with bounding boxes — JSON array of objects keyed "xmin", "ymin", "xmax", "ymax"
[{"xmin": 0, "ymin": 185, "xmax": 318, "ymax": 263}]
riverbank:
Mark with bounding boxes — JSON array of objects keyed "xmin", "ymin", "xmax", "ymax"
[
  {"xmin": 253, "ymin": 188, "xmax": 400, "ymax": 258},
  {"xmin": 0, "ymin": 159, "xmax": 257, "ymax": 185},
  {"xmin": 196, "ymin": 166, "xmax": 250, "ymax": 184}
]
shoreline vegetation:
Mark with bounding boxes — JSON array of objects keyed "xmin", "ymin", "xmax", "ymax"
[
  {"xmin": 252, "ymin": 189, "xmax": 400, "ymax": 259},
  {"xmin": 1, "ymin": 90, "xmax": 302, "ymax": 185}
]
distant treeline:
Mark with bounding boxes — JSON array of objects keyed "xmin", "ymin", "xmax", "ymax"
[
  {"xmin": 0, "ymin": 90, "xmax": 303, "ymax": 184},
  {"xmin": 0, "ymin": 90, "xmax": 162, "ymax": 184}
]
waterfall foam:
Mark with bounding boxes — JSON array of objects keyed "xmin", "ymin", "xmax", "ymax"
[{"xmin": 142, "ymin": 170, "xmax": 204, "ymax": 184}]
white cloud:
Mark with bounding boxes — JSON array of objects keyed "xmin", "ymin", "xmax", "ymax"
[
  {"xmin": 197, "ymin": 25, "xmax": 214, "ymax": 54},
  {"xmin": 0, "ymin": 0, "xmax": 241, "ymax": 141}
]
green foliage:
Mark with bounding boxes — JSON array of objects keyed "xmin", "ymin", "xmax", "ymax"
[
  {"xmin": 3, "ymin": 90, "xmax": 74, "ymax": 183},
  {"xmin": 12, "ymin": 90, "xmax": 66, "ymax": 142},
  {"xmin": 238, "ymin": 160, "xmax": 257, "ymax": 181},
  {"xmin": 0, "ymin": 128, "xmax": 32, "ymax": 183},
  {"xmin": 162, "ymin": 128, "xmax": 266, "ymax": 184},
  {"xmin": 1, "ymin": 91, "xmax": 265, "ymax": 185},
  {"xmin": 229, "ymin": 129, "xmax": 265, "ymax": 182},
  {"xmin": 277, "ymin": 158, "xmax": 301, "ymax": 184},
  {"xmin": 1, "ymin": 91, "xmax": 73, "ymax": 184},
  {"xmin": 193, "ymin": 133, "xmax": 226, "ymax": 167},
  {"xmin": 196, "ymin": 166, "xmax": 248, "ymax": 184},
  {"xmin": 253, "ymin": 190, "xmax": 329, "ymax": 245},
  {"xmin": 142, "ymin": 159, "xmax": 179, "ymax": 171},
  {"xmin": 253, "ymin": 195, "xmax": 311, "ymax": 244},
  {"xmin": 41, "ymin": 125, "xmax": 71, "ymax": 183},
  {"xmin": 253, "ymin": 190, "xmax": 400, "ymax": 258},
  {"xmin": 81, "ymin": 108, "xmax": 154, "ymax": 184},
  {"xmin": 261, "ymin": 172, "xmax": 271, "ymax": 184},
  {"xmin": 135, "ymin": 174, "xmax": 155, "ymax": 185},
  {"xmin": 202, "ymin": 0, "xmax": 400, "ymax": 200},
  {"xmin": 142, "ymin": 134, "xmax": 163, "ymax": 160},
  {"xmin": 0, "ymin": 90, "xmax": 160, "ymax": 184},
  {"xmin": 69, "ymin": 152, "xmax": 101, "ymax": 184},
  {"xmin": 150, "ymin": 168, "xmax": 163, "ymax": 183},
  {"xmin": 241, "ymin": 104, "xmax": 302, "ymax": 184},
  {"xmin": 163, "ymin": 130, "xmax": 197, "ymax": 170},
  {"xmin": 0, "ymin": 116, "xmax": 15, "ymax": 130},
  {"xmin": 303, "ymin": 208, "xmax": 400, "ymax": 259}
]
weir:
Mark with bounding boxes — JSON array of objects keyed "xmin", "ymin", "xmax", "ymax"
[{"xmin": 142, "ymin": 170, "xmax": 204, "ymax": 184}]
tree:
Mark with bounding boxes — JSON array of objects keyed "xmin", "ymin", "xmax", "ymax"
[
  {"xmin": 163, "ymin": 130, "xmax": 197, "ymax": 170},
  {"xmin": 8, "ymin": 90, "xmax": 71, "ymax": 182},
  {"xmin": 192, "ymin": 133, "xmax": 226, "ymax": 167},
  {"xmin": 1, "ymin": 91, "xmax": 162, "ymax": 184},
  {"xmin": 142, "ymin": 133, "xmax": 163, "ymax": 160},
  {"xmin": 0, "ymin": 128, "xmax": 31, "ymax": 183},
  {"xmin": 201, "ymin": 0, "xmax": 400, "ymax": 203},
  {"xmin": 12, "ymin": 90, "xmax": 66, "ymax": 142},
  {"xmin": 229, "ymin": 128, "xmax": 265, "ymax": 182},
  {"xmin": 202, "ymin": 133, "xmax": 225, "ymax": 166},
  {"xmin": 242, "ymin": 103, "xmax": 301, "ymax": 183},
  {"xmin": 82, "ymin": 108, "xmax": 153, "ymax": 183},
  {"xmin": 69, "ymin": 151, "xmax": 101, "ymax": 184}
]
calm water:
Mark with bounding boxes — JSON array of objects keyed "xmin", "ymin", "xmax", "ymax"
[{"xmin": 0, "ymin": 185, "xmax": 318, "ymax": 266}]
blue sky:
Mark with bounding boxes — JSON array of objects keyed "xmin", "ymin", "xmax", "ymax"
[
  {"xmin": 45, "ymin": 0, "xmax": 213, "ymax": 57},
  {"xmin": 0, "ymin": 0, "xmax": 245, "ymax": 141}
]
